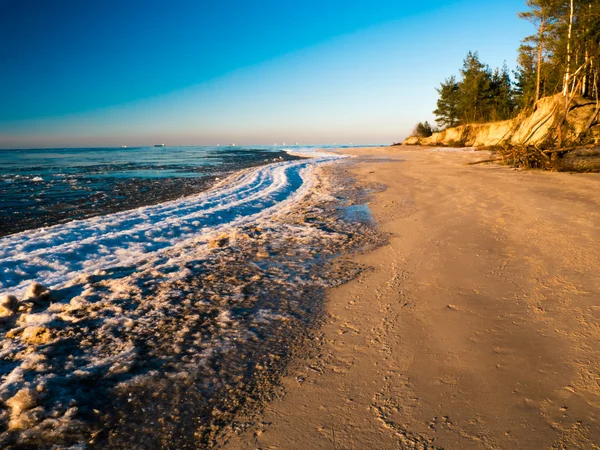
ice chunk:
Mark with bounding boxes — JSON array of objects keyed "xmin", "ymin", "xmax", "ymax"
[
  {"xmin": 6, "ymin": 388, "xmax": 39, "ymax": 429},
  {"xmin": 0, "ymin": 294, "xmax": 18, "ymax": 317},
  {"xmin": 22, "ymin": 282, "xmax": 51, "ymax": 305}
]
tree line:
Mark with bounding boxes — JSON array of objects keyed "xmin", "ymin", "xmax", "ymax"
[
  {"xmin": 433, "ymin": 53, "xmax": 517, "ymax": 128},
  {"xmin": 516, "ymin": 0, "xmax": 599, "ymax": 108},
  {"xmin": 430, "ymin": 0, "xmax": 599, "ymax": 131}
]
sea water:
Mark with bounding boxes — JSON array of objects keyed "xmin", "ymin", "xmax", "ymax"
[{"xmin": 0, "ymin": 145, "xmax": 305, "ymax": 236}]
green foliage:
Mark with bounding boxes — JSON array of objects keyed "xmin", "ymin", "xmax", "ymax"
[
  {"xmin": 412, "ymin": 121, "xmax": 435, "ymax": 138},
  {"xmin": 515, "ymin": 0, "xmax": 600, "ymax": 107},
  {"xmin": 433, "ymin": 76, "xmax": 461, "ymax": 128},
  {"xmin": 514, "ymin": 44, "xmax": 538, "ymax": 110},
  {"xmin": 433, "ymin": 0, "xmax": 600, "ymax": 130},
  {"xmin": 433, "ymin": 53, "xmax": 518, "ymax": 129},
  {"xmin": 490, "ymin": 64, "xmax": 518, "ymax": 121},
  {"xmin": 458, "ymin": 51, "xmax": 493, "ymax": 123}
]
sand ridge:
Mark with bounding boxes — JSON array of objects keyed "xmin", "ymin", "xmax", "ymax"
[{"xmin": 223, "ymin": 146, "xmax": 600, "ymax": 449}]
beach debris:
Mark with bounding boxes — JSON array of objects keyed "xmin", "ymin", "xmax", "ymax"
[
  {"xmin": 21, "ymin": 325, "xmax": 53, "ymax": 345},
  {"xmin": 6, "ymin": 388, "xmax": 40, "ymax": 430},
  {"xmin": 22, "ymin": 282, "xmax": 52, "ymax": 305},
  {"xmin": 0, "ymin": 294, "xmax": 19, "ymax": 317},
  {"xmin": 465, "ymin": 158, "xmax": 503, "ymax": 165},
  {"xmin": 209, "ymin": 233, "xmax": 230, "ymax": 248},
  {"xmin": 256, "ymin": 250, "xmax": 270, "ymax": 259}
]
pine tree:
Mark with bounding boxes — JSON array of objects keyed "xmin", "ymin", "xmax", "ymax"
[
  {"xmin": 518, "ymin": 0, "xmax": 560, "ymax": 102},
  {"xmin": 434, "ymin": 54, "xmax": 519, "ymax": 128},
  {"xmin": 433, "ymin": 76, "xmax": 461, "ymax": 129},
  {"xmin": 490, "ymin": 64, "xmax": 517, "ymax": 121},
  {"xmin": 457, "ymin": 51, "xmax": 493, "ymax": 123},
  {"xmin": 413, "ymin": 121, "xmax": 434, "ymax": 137},
  {"xmin": 516, "ymin": 0, "xmax": 600, "ymax": 107},
  {"xmin": 514, "ymin": 44, "xmax": 538, "ymax": 110}
]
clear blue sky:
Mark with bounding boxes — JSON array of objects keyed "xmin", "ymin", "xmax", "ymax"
[{"xmin": 0, "ymin": 0, "xmax": 532, "ymax": 148}]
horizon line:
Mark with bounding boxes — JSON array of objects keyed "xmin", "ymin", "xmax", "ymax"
[{"xmin": 0, "ymin": 142, "xmax": 389, "ymax": 151}]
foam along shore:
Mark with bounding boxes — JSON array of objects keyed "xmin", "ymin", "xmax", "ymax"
[
  {"xmin": 0, "ymin": 153, "xmax": 343, "ymax": 299},
  {"xmin": 0, "ymin": 149, "xmax": 387, "ymax": 448},
  {"xmin": 223, "ymin": 146, "xmax": 600, "ymax": 449}
]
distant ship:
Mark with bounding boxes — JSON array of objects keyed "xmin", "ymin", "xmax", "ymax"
[
  {"xmin": 154, "ymin": 144, "xmax": 165, "ymax": 148},
  {"xmin": 120, "ymin": 145, "xmax": 127, "ymax": 148}
]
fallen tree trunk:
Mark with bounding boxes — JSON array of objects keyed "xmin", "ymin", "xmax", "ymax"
[
  {"xmin": 550, "ymin": 147, "xmax": 600, "ymax": 172},
  {"xmin": 465, "ymin": 158, "xmax": 503, "ymax": 165},
  {"xmin": 471, "ymin": 144, "xmax": 600, "ymax": 172},
  {"xmin": 543, "ymin": 143, "xmax": 600, "ymax": 154}
]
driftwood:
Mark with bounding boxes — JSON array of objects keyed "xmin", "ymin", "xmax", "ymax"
[
  {"xmin": 551, "ymin": 148, "xmax": 600, "ymax": 172},
  {"xmin": 465, "ymin": 158, "xmax": 503, "ymax": 165},
  {"xmin": 465, "ymin": 143, "xmax": 600, "ymax": 172},
  {"xmin": 543, "ymin": 144, "xmax": 600, "ymax": 154},
  {"xmin": 503, "ymin": 144, "xmax": 600, "ymax": 171},
  {"xmin": 583, "ymin": 106, "xmax": 600, "ymax": 133},
  {"xmin": 496, "ymin": 144, "xmax": 550, "ymax": 169}
]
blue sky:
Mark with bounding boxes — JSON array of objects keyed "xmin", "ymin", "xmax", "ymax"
[{"xmin": 0, "ymin": 0, "xmax": 532, "ymax": 148}]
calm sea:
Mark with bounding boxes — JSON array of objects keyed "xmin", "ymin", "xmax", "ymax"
[{"xmin": 0, "ymin": 145, "xmax": 300, "ymax": 235}]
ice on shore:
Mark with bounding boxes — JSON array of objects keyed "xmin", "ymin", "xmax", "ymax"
[
  {"xmin": 0, "ymin": 155, "xmax": 343, "ymax": 298},
  {"xmin": 0, "ymin": 150, "xmax": 382, "ymax": 448},
  {"xmin": 0, "ymin": 294, "xmax": 18, "ymax": 317}
]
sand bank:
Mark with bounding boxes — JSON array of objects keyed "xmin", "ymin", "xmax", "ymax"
[{"xmin": 224, "ymin": 146, "xmax": 600, "ymax": 449}]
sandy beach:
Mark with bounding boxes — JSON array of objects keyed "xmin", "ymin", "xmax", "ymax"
[
  {"xmin": 224, "ymin": 146, "xmax": 600, "ymax": 449},
  {"xmin": 5, "ymin": 1, "xmax": 600, "ymax": 448}
]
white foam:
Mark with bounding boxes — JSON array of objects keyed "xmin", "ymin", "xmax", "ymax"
[{"xmin": 0, "ymin": 152, "xmax": 346, "ymax": 297}]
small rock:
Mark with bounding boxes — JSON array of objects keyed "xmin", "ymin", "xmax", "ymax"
[
  {"xmin": 0, "ymin": 294, "xmax": 19, "ymax": 317},
  {"xmin": 6, "ymin": 328, "xmax": 22, "ymax": 339},
  {"xmin": 23, "ymin": 282, "xmax": 52, "ymax": 305}
]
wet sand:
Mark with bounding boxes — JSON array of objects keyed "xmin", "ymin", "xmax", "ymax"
[{"xmin": 224, "ymin": 146, "xmax": 600, "ymax": 449}]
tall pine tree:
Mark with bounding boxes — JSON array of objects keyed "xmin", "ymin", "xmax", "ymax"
[
  {"xmin": 433, "ymin": 54, "xmax": 517, "ymax": 128},
  {"xmin": 434, "ymin": 76, "xmax": 461, "ymax": 128}
]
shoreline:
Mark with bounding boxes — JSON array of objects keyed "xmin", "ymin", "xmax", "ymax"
[
  {"xmin": 223, "ymin": 145, "xmax": 600, "ymax": 449},
  {"xmin": 0, "ymin": 148, "xmax": 302, "ymax": 238},
  {"xmin": 0, "ymin": 153, "xmax": 379, "ymax": 448}
]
